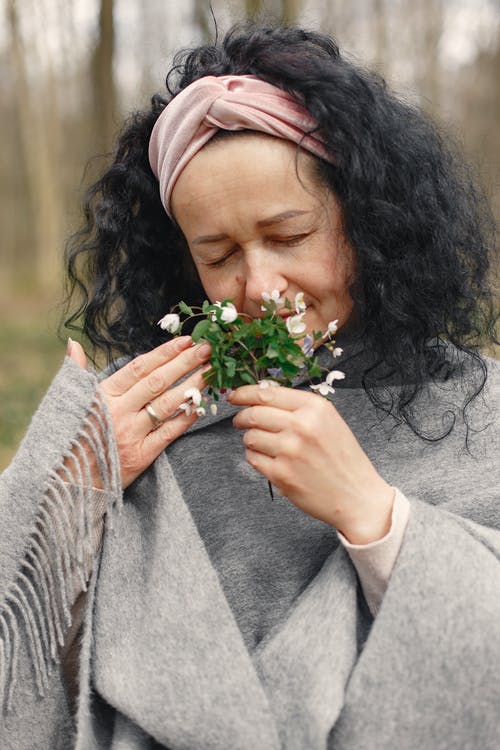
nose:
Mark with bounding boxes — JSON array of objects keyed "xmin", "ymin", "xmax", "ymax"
[{"xmin": 242, "ymin": 249, "xmax": 288, "ymax": 312}]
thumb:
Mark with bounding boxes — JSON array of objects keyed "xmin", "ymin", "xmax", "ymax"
[{"xmin": 67, "ymin": 338, "xmax": 88, "ymax": 369}]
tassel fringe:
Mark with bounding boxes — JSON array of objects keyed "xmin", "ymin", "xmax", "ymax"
[{"xmin": 0, "ymin": 389, "xmax": 121, "ymax": 713}]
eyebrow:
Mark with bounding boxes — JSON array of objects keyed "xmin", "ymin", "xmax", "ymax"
[{"xmin": 191, "ymin": 210, "xmax": 311, "ymax": 245}]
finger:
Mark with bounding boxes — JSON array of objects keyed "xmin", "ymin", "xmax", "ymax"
[
  {"xmin": 139, "ymin": 366, "xmax": 210, "ymax": 432},
  {"xmin": 244, "ymin": 447, "xmax": 276, "ymax": 481},
  {"xmin": 232, "ymin": 405, "xmax": 288, "ymax": 432},
  {"xmin": 227, "ymin": 384, "xmax": 315, "ymax": 411},
  {"xmin": 103, "ymin": 336, "xmax": 192, "ymax": 397},
  {"xmin": 125, "ymin": 341, "xmax": 212, "ymax": 412},
  {"xmin": 68, "ymin": 338, "xmax": 88, "ymax": 369},
  {"xmin": 242, "ymin": 428, "xmax": 282, "ymax": 458},
  {"xmin": 141, "ymin": 385, "xmax": 208, "ymax": 460}
]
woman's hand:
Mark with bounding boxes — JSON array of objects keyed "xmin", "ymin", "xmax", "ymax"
[
  {"xmin": 229, "ymin": 385, "xmax": 395, "ymax": 544},
  {"xmin": 67, "ymin": 336, "xmax": 211, "ymax": 489}
]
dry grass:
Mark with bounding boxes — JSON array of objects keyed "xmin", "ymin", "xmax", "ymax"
[{"xmin": 0, "ymin": 293, "xmax": 66, "ymax": 471}]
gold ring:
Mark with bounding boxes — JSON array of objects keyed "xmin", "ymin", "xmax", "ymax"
[{"xmin": 145, "ymin": 401, "xmax": 163, "ymax": 430}]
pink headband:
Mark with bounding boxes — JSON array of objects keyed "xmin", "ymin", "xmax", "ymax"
[{"xmin": 148, "ymin": 74, "xmax": 332, "ymax": 217}]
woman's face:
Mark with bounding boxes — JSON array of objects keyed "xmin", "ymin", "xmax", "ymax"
[{"xmin": 170, "ymin": 134, "xmax": 355, "ymax": 338}]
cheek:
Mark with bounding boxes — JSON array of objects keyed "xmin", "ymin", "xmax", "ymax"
[
  {"xmin": 307, "ymin": 243, "xmax": 355, "ymax": 311},
  {"xmin": 196, "ymin": 269, "xmax": 241, "ymax": 303},
  {"xmin": 325, "ymin": 241, "xmax": 355, "ymax": 292}
]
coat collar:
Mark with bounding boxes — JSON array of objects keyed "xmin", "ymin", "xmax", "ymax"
[
  {"xmin": 89, "ymin": 452, "xmax": 360, "ymax": 749},
  {"xmin": 91, "ymin": 453, "xmax": 281, "ymax": 749}
]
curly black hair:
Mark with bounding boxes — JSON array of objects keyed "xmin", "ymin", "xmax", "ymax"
[{"xmin": 63, "ymin": 24, "xmax": 497, "ymax": 441}]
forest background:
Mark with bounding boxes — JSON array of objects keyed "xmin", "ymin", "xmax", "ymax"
[{"xmin": 1, "ymin": 0, "xmax": 499, "ymax": 469}]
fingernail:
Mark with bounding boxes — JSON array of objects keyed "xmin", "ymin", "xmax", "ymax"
[
  {"xmin": 176, "ymin": 335, "xmax": 192, "ymax": 348},
  {"xmin": 67, "ymin": 337, "xmax": 73, "ymax": 356},
  {"xmin": 197, "ymin": 343, "xmax": 212, "ymax": 359}
]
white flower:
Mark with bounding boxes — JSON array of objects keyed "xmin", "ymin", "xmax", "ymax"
[
  {"xmin": 310, "ymin": 382, "xmax": 336, "ymax": 396},
  {"xmin": 220, "ymin": 302, "xmax": 238, "ymax": 323},
  {"xmin": 258, "ymin": 379, "xmax": 281, "ymax": 388},
  {"xmin": 294, "ymin": 292, "xmax": 307, "ymax": 313},
  {"xmin": 211, "ymin": 301, "xmax": 238, "ymax": 323},
  {"xmin": 326, "ymin": 370, "xmax": 345, "ymax": 385},
  {"xmin": 323, "ymin": 319, "xmax": 338, "ymax": 339},
  {"xmin": 180, "ymin": 386, "xmax": 204, "ymax": 415},
  {"xmin": 261, "ymin": 289, "xmax": 285, "ymax": 310},
  {"xmin": 184, "ymin": 387, "xmax": 202, "ymax": 406},
  {"xmin": 286, "ymin": 313, "xmax": 307, "ymax": 335},
  {"xmin": 210, "ymin": 403, "xmax": 218, "ymax": 415},
  {"xmin": 332, "ymin": 347, "xmax": 343, "ymax": 357},
  {"xmin": 157, "ymin": 313, "xmax": 181, "ymax": 333}
]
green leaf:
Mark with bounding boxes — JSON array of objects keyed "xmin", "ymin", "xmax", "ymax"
[
  {"xmin": 178, "ymin": 301, "xmax": 193, "ymax": 315},
  {"xmin": 240, "ymin": 371, "xmax": 257, "ymax": 385},
  {"xmin": 280, "ymin": 360, "xmax": 300, "ymax": 377},
  {"xmin": 308, "ymin": 358, "xmax": 322, "ymax": 378},
  {"xmin": 223, "ymin": 357, "xmax": 237, "ymax": 378},
  {"xmin": 192, "ymin": 319, "xmax": 213, "ymax": 341}
]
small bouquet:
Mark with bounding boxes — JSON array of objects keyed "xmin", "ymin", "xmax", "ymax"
[{"xmin": 158, "ymin": 290, "xmax": 345, "ymax": 416}]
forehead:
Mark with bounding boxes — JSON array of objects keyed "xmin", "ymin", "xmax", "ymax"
[
  {"xmin": 199, "ymin": 129, "xmax": 317, "ymax": 169},
  {"xmin": 170, "ymin": 132, "xmax": 325, "ymax": 227}
]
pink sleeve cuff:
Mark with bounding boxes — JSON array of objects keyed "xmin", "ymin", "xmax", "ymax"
[{"xmin": 338, "ymin": 488, "xmax": 411, "ymax": 616}]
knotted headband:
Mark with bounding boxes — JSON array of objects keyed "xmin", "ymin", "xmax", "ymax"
[{"xmin": 148, "ymin": 74, "xmax": 332, "ymax": 217}]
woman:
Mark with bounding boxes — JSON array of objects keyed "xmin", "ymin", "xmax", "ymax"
[{"xmin": 1, "ymin": 24, "xmax": 499, "ymax": 750}]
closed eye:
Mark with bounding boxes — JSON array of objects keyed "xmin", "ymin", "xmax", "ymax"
[
  {"xmin": 205, "ymin": 248, "xmax": 237, "ymax": 268},
  {"xmin": 203, "ymin": 233, "xmax": 310, "ymax": 268},
  {"xmin": 271, "ymin": 234, "xmax": 309, "ymax": 246}
]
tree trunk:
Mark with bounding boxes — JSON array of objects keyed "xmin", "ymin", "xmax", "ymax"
[
  {"xmin": 419, "ymin": 0, "xmax": 443, "ymax": 115},
  {"xmin": 7, "ymin": 0, "xmax": 63, "ymax": 291},
  {"xmin": 245, "ymin": 0, "xmax": 262, "ymax": 20},
  {"xmin": 91, "ymin": 0, "xmax": 116, "ymax": 152},
  {"xmin": 193, "ymin": 0, "xmax": 213, "ymax": 41},
  {"xmin": 281, "ymin": 0, "xmax": 301, "ymax": 25},
  {"xmin": 373, "ymin": 0, "xmax": 388, "ymax": 76}
]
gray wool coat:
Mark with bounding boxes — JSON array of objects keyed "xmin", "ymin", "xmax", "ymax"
[{"xmin": 1, "ymin": 347, "xmax": 499, "ymax": 750}]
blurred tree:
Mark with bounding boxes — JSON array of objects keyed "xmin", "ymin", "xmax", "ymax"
[
  {"xmin": 321, "ymin": 1, "xmax": 356, "ymax": 53},
  {"xmin": 194, "ymin": 0, "xmax": 214, "ymax": 40},
  {"xmin": 245, "ymin": 0, "xmax": 262, "ymax": 17},
  {"xmin": 6, "ymin": 0, "xmax": 63, "ymax": 291},
  {"xmin": 281, "ymin": 0, "xmax": 301, "ymax": 25},
  {"xmin": 91, "ymin": 0, "xmax": 117, "ymax": 152},
  {"xmin": 243, "ymin": 0, "xmax": 299, "ymax": 24},
  {"xmin": 0, "ymin": 0, "xmax": 498, "ymax": 296},
  {"xmin": 453, "ymin": 37, "xmax": 500, "ymax": 218},
  {"xmin": 419, "ymin": 0, "xmax": 444, "ymax": 114},
  {"xmin": 372, "ymin": 0, "xmax": 388, "ymax": 75}
]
